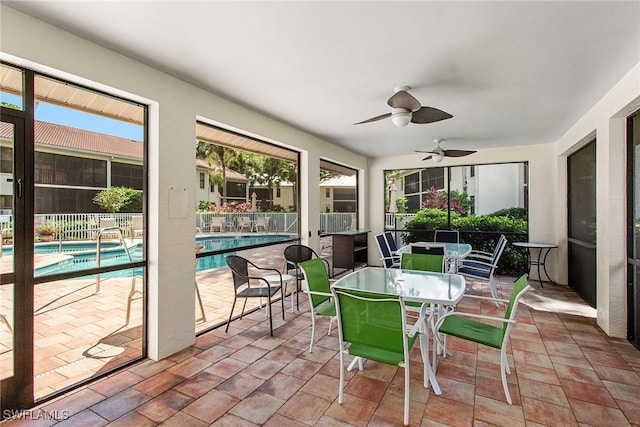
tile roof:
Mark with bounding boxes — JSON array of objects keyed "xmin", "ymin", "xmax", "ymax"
[{"xmin": 0, "ymin": 120, "xmax": 143, "ymax": 159}]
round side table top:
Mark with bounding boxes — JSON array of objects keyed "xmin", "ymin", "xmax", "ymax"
[{"xmin": 513, "ymin": 242, "xmax": 557, "ymax": 249}]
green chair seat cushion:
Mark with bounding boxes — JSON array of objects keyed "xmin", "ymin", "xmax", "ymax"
[
  {"xmin": 347, "ymin": 333, "xmax": 418, "ymax": 366},
  {"xmin": 315, "ymin": 300, "xmax": 336, "ymax": 317},
  {"xmin": 438, "ymin": 315, "xmax": 504, "ymax": 349}
]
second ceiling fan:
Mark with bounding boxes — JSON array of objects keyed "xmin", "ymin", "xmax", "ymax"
[
  {"xmin": 415, "ymin": 139, "xmax": 476, "ymax": 162},
  {"xmin": 354, "ymin": 86, "xmax": 453, "ymax": 127}
]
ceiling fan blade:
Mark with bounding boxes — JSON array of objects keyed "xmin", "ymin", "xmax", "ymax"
[
  {"xmin": 411, "ymin": 107, "xmax": 453, "ymax": 124},
  {"xmin": 387, "ymin": 91, "xmax": 421, "ymax": 111},
  {"xmin": 414, "ymin": 149, "xmax": 436, "ymax": 154},
  {"xmin": 421, "ymin": 155, "xmax": 433, "ymax": 161},
  {"xmin": 353, "ymin": 112, "xmax": 391, "ymax": 125},
  {"xmin": 443, "ymin": 149, "xmax": 477, "ymax": 157}
]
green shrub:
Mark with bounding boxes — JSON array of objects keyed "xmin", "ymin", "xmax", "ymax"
[
  {"xmin": 93, "ymin": 187, "xmax": 142, "ymax": 213},
  {"xmin": 488, "ymin": 207, "xmax": 528, "ymax": 220},
  {"xmin": 403, "ymin": 208, "xmax": 528, "ymax": 274}
]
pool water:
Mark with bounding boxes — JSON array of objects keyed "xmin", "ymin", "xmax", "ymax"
[
  {"xmin": 4, "ymin": 241, "xmax": 124, "ymax": 256},
  {"xmin": 195, "ymin": 234, "xmax": 292, "ymax": 251},
  {"xmin": 32, "ymin": 234, "xmax": 292, "ymax": 278}
]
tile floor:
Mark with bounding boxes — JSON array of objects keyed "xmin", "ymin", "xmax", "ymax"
[{"xmin": 3, "ymin": 274, "xmax": 639, "ymax": 426}]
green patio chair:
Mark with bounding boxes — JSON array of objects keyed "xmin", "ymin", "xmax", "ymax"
[
  {"xmin": 433, "ymin": 274, "xmax": 530, "ymax": 404},
  {"xmin": 400, "ymin": 249, "xmax": 447, "ymax": 366},
  {"xmin": 400, "ymin": 251, "xmax": 445, "ymax": 273},
  {"xmin": 332, "ymin": 287, "xmax": 440, "ymax": 425},
  {"xmin": 298, "ymin": 258, "xmax": 336, "ymax": 353}
]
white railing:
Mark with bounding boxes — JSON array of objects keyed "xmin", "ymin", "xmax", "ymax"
[
  {"xmin": 319, "ymin": 213, "xmax": 357, "ymax": 233},
  {"xmin": 0, "ymin": 211, "xmax": 364, "ymax": 241},
  {"xmin": 384, "ymin": 213, "xmax": 416, "ymax": 230}
]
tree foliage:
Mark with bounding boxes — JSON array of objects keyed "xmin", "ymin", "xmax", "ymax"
[
  {"xmin": 421, "ymin": 186, "xmax": 472, "ymax": 216},
  {"xmin": 93, "ymin": 187, "xmax": 142, "ymax": 212}
]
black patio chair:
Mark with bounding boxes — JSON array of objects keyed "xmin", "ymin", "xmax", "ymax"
[
  {"xmin": 283, "ymin": 244, "xmax": 329, "ymax": 310},
  {"xmin": 225, "ymin": 255, "xmax": 285, "ymax": 336}
]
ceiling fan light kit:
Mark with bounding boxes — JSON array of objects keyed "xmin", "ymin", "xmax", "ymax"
[{"xmin": 391, "ymin": 108, "xmax": 412, "ymax": 127}]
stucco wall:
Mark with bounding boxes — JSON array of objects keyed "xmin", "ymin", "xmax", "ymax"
[
  {"xmin": 554, "ymin": 62, "xmax": 640, "ymax": 337},
  {"xmin": 0, "ymin": 6, "xmax": 367, "ymax": 359}
]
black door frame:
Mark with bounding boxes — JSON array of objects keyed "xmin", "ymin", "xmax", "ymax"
[
  {"xmin": 627, "ymin": 110, "xmax": 640, "ymax": 349},
  {"xmin": 0, "ymin": 68, "xmax": 36, "ymax": 410},
  {"xmin": 1, "ymin": 63, "xmax": 149, "ymax": 413},
  {"xmin": 567, "ymin": 139, "xmax": 597, "ymax": 307}
]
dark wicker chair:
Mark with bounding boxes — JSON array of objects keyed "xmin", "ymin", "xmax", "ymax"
[
  {"xmin": 225, "ymin": 255, "xmax": 285, "ymax": 336},
  {"xmin": 283, "ymin": 244, "xmax": 329, "ymax": 310}
]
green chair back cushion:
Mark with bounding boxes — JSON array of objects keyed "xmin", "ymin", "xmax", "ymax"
[
  {"xmin": 504, "ymin": 274, "xmax": 529, "ymax": 332},
  {"xmin": 299, "ymin": 258, "xmax": 331, "ymax": 308},
  {"xmin": 400, "ymin": 252, "xmax": 444, "ymax": 273},
  {"xmin": 334, "ymin": 289, "xmax": 416, "ymax": 366}
]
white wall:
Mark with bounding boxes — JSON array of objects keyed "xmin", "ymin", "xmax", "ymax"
[
  {"xmin": 554, "ymin": 62, "xmax": 640, "ymax": 338},
  {"xmin": 1, "ymin": 6, "xmax": 367, "ymax": 359}
]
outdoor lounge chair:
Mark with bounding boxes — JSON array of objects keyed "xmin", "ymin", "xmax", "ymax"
[
  {"xmin": 130, "ymin": 215, "xmax": 143, "ymax": 241},
  {"xmin": 210, "ymin": 216, "xmax": 225, "ymax": 233}
]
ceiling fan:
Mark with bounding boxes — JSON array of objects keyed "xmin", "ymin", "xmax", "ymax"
[
  {"xmin": 415, "ymin": 139, "xmax": 476, "ymax": 162},
  {"xmin": 354, "ymin": 86, "xmax": 453, "ymax": 127}
]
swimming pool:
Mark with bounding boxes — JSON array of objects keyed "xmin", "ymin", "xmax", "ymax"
[
  {"xmin": 4, "ymin": 241, "xmax": 125, "ymax": 256},
  {"xmin": 33, "ymin": 234, "xmax": 294, "ymax": 278}
]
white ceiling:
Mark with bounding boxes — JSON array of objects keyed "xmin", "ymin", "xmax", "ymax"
[{"xmin": 5, "ymin": 1, "xmax": 640, "ymax": 158}]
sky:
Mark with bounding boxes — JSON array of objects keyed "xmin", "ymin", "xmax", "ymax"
[{"xmin": 1, "ymin": 92, "xmax": 144, "ymax": 141}]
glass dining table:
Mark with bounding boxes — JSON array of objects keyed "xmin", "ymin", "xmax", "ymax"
[
  {"xmin": 331, "ymin": 267, "xmax": 467, "ymax": 394},
  {"xmin": 396, "ymin": 242, "xmax": 472, "ymax": 258},
  {"xmin": 396, "ymin": 242, "xmax": 472, "ymax": 272}
]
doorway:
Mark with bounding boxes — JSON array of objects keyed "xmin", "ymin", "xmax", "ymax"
[
  {"xmin": 1, "ymin": 63, "xmax": 148, "ymax": 413},
  {"xmin": 567, "ymin": 139, "xmax": 597, "ymax": 307}
]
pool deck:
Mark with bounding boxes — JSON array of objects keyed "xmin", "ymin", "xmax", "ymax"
[{"xmin": 0, "ymin": 234, "xmax": 306, "ymax": 399}]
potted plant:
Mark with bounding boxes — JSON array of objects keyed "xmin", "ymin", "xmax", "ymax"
[{"xmin": 36, "ymin": 223, "xmax": 58, "ymax": 242}]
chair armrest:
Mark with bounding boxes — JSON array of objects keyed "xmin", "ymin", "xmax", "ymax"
[
  {"xmin": 469, "ymin": 249, "xmax": 493, "ymax": 257},
  {"xmin": 253, "ymin": 264, "xmax": 282, "ymax": 276},
  {"xmin": 460, "ymin": 294, "xmax": 509, "ymax": 304},
  {"xmin": 464, "ymin": 253, "xmax": 493, "ymax": 262},
  {"xmin": 306, "ymin": 290, "xmax": 333, "ymax": 298},
  {"xmin": 433, "ymin": 311, "xmax": 515, "ymax": 332},
  {"xmin": 458, "ymin": 259, "xmax": 497, "ymax": 270}
]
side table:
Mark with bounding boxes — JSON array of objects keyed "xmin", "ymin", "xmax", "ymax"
[
  {"xmin": 512, "ymin": 242, "xmax": 558, "ymax": 287},
  {"xmin": 261, "ymin": 273, "xmax": 295, "ymax": 312}
]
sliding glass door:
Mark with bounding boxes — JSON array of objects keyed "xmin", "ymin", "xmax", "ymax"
[{"xmin": 1, "ymin": 62, "xmax": 148, "ymax": 412}]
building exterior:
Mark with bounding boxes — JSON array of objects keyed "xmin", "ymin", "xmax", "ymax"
[{"xmin": 390, "ymin": 163, "xmax": 527, "ymax": 215}]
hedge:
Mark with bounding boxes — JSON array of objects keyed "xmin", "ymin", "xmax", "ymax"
[{"xmin": 402, "ymin": 208, "xmax": 528, "ymax": 275}]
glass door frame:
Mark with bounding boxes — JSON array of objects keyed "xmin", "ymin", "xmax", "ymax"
[
  {"xmin": 2, "ymin": 63, "xmax": 149, "ymax": 412},
  {"xmin": 0, "ymin": 68, "xmax": 36, "ymax": 410}
]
